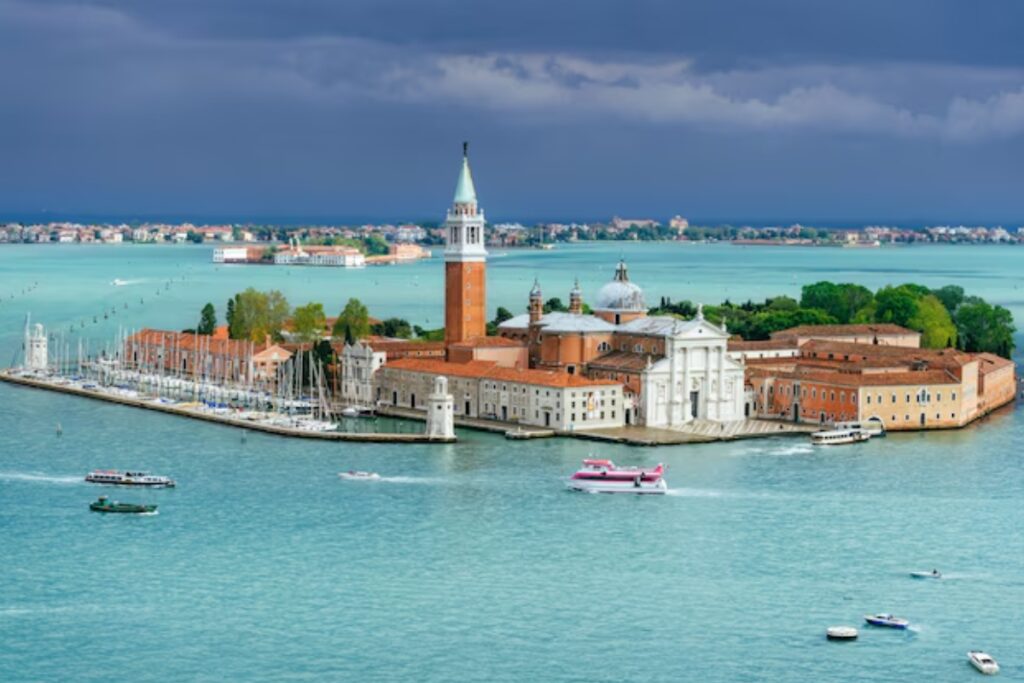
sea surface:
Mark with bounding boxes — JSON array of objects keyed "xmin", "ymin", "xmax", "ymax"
[{"xmin": 1, "ymin": 242, "xmax": 1022, "ymax": 682}]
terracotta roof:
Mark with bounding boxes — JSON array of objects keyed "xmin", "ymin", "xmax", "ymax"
[
  {"xmin": 128, "ymin": 328, "xmax": 257, "ymax": 356},
  {"xmin": 586, "ymin": 351, "xmax": 653, "ymax": 372},
  {"xmin": 384, "ymin": 358, "xmax": 619, "ymax": 388},
  {"xmin": 798, "ymin": 340, "xmax": 974, "ymax": 368},
  {"xmin": 977, "ymin": 353, "xmax": 1015, "ymax": 374},
  {"xmin": 771, "ymin": 324, "xmax": 920, "ymax": 339}
]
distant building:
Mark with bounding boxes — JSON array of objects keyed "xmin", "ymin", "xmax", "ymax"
[
  {"xmin": 669, "ymin": 215, "xmax": 689, "ymax": 233},
  {"xmin": 611, "ymin": 216, "xmax": 660, "ymax": 231}
]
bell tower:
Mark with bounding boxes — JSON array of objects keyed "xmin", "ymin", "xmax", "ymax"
[{"xmin": 444, "ymin": 142, "xmax": 487, "ymax": 346}]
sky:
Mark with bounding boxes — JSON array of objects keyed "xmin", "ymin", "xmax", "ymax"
[{"xmin": 2, "ymin": 0, "xmax": 1024, "ymax": 225}]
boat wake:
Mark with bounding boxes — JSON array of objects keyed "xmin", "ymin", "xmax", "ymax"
[
  {"xmin": 666, "ymin": 487, "xmax": 724, "ymax": 498},
  {"xmin": 765, "ymin": 444, "xmax": 815, "ymax": 456},
  {"xmin": 0, "ymin": 472, "xmax": 82, "ymax": 485},
  {"xmin": 375, "ymin": 476, "xmax": 447, "ymax": 485}
]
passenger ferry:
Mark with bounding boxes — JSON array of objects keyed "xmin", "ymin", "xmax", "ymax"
[
  {"xmin": 810, "ymin": 428, "xmax": 870, "ymax": 445},
  {"xmin": 567, "ymin": 458, "xmax": 668, "ymax": 494},
  {"xmin": 85, "ymin": 470, "xmax": 176, "ymax": 488}
]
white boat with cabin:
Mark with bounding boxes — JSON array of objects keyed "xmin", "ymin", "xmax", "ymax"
[
  {"xmin": 967, "ymin": 651, "xmax": 999, "ymax": 675},
  {"xmin": 85, "ymin": 469, "xmax": 176, "ymax": 488}
]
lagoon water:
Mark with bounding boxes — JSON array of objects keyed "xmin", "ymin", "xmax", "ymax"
[{"xmin": 1, "ymin": 242, "xmax": 1022, "ymax": 681}]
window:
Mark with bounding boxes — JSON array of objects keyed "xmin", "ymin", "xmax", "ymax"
[
  {"xmin": 571, "ymin": 413, "xmax": 576, "ymax": 422},
  {"xmin": 600, "ymin": 411, "xmax": 605, "ymax": 419},
  {"xmin": 867, "ymin": 395, "xmax": 872, "ymax": 405},
  {"xmin": 952, "ymin": 392, "xmax": 957, "ymax": 400}
]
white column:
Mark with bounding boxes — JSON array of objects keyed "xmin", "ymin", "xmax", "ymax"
[
  {"xmin": 682, "ymin": 346, "xmax": 691, "ymax": 423},
  {"xmin": 718, "ymin": 345, "xmax": 725, "ymax": 421},
  {"xmin": 667, "ymin": 340, "xmax": 678, "ymax": 427}
]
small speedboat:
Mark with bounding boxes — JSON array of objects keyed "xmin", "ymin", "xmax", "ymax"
[
  {"xmin": 86, "ymin": 470, "xmax": 176, "ymax": 488},
  {"xmin": 826, "ymin": 626, "xmax": 858, "ymax": 641},
  {"xmin": 967, "ymin": 651, "xmax": 999, "ymax": 675},
  {"xmin": 89, "ymin": 496, "xmax": 157, "ymax": 514},
  {"xmin": 339, "ymin": 471, "xmax": 381, "ymax": 481},
  {"xmin": 910, "ymin": 569, "xmax": 942, "ymax": 579},
  {"xmin": 567, "ymin": 459, "xmax": 668, "ymax": 495},
  {"xmin": 340, "ymin": 407, "xmax": 360, "ymax": 417},
  {"xmin": 864, "ymin": 613, "xmax": 910, "ymax": 629}
]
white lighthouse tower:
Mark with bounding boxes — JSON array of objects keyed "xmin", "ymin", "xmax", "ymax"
[
  {"xmin": 425, "ymin": 376, "xmax": 455, "ymax": 440},
  {"xmin": 24, "ymin": 317, "xmax": 48, "ymax": 371}
]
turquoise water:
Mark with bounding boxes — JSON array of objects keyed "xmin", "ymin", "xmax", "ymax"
[{"xmin": 1, "ymin": 243, "xmax": 1023, "ymax": 681}]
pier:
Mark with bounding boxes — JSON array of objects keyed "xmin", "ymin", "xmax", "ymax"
[{"xmin": 0, "ymin": 371, "xmax": 455, "ymax": 443}]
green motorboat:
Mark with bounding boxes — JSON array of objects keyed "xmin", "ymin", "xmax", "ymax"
[{"xmin": 89, "ymin": 496, "xmax": 157, "ymax": 514}]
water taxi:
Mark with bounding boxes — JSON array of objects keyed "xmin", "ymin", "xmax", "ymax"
[
  {"xmin": 810, "ymin": 428, "xmax": 870, "ymax": 445},
  {"xmin": 89, "ymin": 496, "xmax": 157, "ymax": 514},
  {"xmin": 85, "ymin": 470, "xmax": 176, "ymax": 488},
  {"xmin": 967, "ymin": 651, "xmax": 999, "ymax": 675},
  {"xmin": 864, "ymin": 613, "xmax": 910, "ymax": 629},
  {"xmin": 567, "ymin": 458, "xmax": 668, "ymax": 494}
]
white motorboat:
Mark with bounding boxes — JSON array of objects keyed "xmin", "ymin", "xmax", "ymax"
[
  {"xmin": 566, "ymin": 459, "xmax": 668, "ymax": 495},
  {"xmin": 967, "ymin": 651, "xmax": 999, "ymax": 675},
  {"xmin": 811, "ymin": 428, "xmax": 870, "ymax": 445},
  {"xmin": 864, "ymin": 613, "xmax": 910, "ymax": 629},
  {"xmin": 910, "ymin": 569, "xmax": 942, "ymax": 579},
  {"xmin": 826, "ymin": 626, "xmax": 858, "ymax": 641},
  {"xmin": 339, "ymin": 471, "xmax": 381, "ymax": 481},
  {"xmin": 340, "ymin": 407, "xmax": 360, "ymax": 417},
  {"xmin": 111, "ymin": 278, "xmax": 129, "ymax": 287}
]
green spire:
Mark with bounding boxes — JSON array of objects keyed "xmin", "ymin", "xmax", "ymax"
[{"xmin": 453, "ymin": 141, "xmax": 477, "ymax": 205}]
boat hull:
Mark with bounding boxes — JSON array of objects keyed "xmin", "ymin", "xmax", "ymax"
[
  {"xmin": 90, "ymin": 503, "xmax": 158, "ymax": 514},
  {"xmin": 567, "ymin": 478, "xmax": 668, "ymax": 495},
  {"xmin": 864, "ymin": 616, "xmax": 909, "ymax": 629}
]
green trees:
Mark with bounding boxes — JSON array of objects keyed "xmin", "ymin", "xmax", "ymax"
[
  {"xmin": 908, "ymin": 294, "xmax": 957, "ymax": 349},
  {"xmin": 486, "ymin": 306, "xmax": 515, "ymax": 336},
  {"xmin": 332, "ymin": 298, "xmax": 370, "ymax": 344},
  {"xmin": 543, "ymin": 297, "xmax": 568, "ymax": 313},
  {"xmin": 954, "ymin": 299, "xmax": 1016, "ymax": 357},
  {"xmin": 226, "ymin": 288, "xmax": 290, "ymax": 342},
  {"xmin": 872, "ymin": 285, "xmax": 921, "ymax": 327},
  {"xmin": 371, "ymin": 317, "xmax": 413, "ymax": 339},
  {"xmin": 292, "ymin": 302, "xmax": 327, "ymax": 343},
  {"xmin": 800, "ymin": 282, "xmax": 873, "ymax": 324},
  {"xmin": 197, "ymin": 303, "xmax": 217, "ymax": 335}
]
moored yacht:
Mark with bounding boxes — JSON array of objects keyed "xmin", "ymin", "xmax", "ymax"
[
  {"xmin": 567, "ymin": 458, "xmax": 668, "ymax": 494},
  {"xmin": 86, "ymin": 470, "xmax": 176, "ymax": 488}
]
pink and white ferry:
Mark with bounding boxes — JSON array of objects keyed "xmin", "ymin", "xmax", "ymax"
[{"xmin": 567, "ymin": 459, "xmax": 668, "ymax": 494}]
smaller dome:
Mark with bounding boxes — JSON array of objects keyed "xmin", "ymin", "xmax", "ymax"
[{"xmin": 594, "ymin": 261, "xmax": 646, "ymax": 311}]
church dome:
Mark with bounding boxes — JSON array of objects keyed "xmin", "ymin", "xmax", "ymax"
[{"xmin": 594, "ymin": 261, "xmax": 646, "ymax": 311}]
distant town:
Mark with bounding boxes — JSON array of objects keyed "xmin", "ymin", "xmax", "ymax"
[{"xmin": 3, "ymin": 217, "xmax": 1024, "ymax": 248}]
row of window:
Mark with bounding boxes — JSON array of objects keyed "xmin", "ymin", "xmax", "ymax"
[{"xmin": 766, "ymin": 384, "xmax": 957, "ymax": 405}]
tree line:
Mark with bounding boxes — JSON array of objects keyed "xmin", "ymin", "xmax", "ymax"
[{"xmin": 653, "ymin": 281, "xmax": 1015, "ymax": 357}]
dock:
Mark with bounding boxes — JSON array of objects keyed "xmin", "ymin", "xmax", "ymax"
[{"xmin": 0, "ymin": 371, "xmax": 455, "ymax": 443}]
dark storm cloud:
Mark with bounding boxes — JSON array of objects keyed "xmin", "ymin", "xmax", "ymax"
[{"xmin": 1, "ymin": 0, "xmax": 1023, "ymax": 222}]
